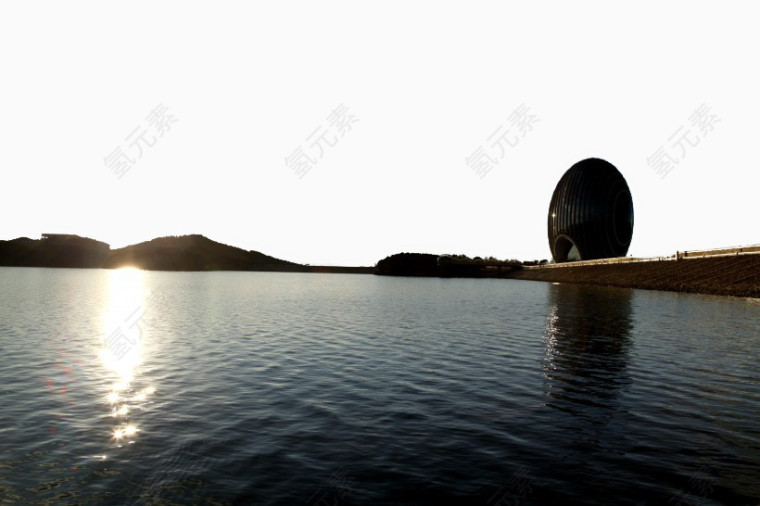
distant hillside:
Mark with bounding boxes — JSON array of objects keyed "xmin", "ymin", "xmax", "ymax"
[
  {"xmin": 102, "ymin": 235, "xmax": 304, "ymax": 271},
  {"xmin": 0, "ymin": 234, "xmax": 309, "ymax": 272},
  {"xmin": 0, "ymin": 234, "xmax": 109, "ymax": 268}
]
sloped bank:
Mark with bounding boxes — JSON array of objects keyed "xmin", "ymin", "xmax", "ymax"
[{"xmin": 506, "ymin": 255, "xmax": 760, "ymax": 298}]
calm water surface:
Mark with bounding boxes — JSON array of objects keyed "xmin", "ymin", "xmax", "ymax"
[{"xmin": 1, "ymin": 268, "xmax": 759, "ymax": 505}]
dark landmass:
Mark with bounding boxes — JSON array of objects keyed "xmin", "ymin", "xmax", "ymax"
[
  {"xmin": 0, "ymin": 235, "xmax": 110, "ymax": 268},
  {"xmin": 101, "ymin": 234, "xmax": 303, "ymax": 271},
  {"xmin": 375, "ymin": 253, "xmax": 440, "ymax": 276},
  {"xmin": 375, "ymin": 253, "xmax": 523, "ymax": 277},
  {"xmin": 374, "ymin": 251, "xmax": 759, "ymax": 298},
  {"xmin": 0, "ymin": 234, "xmax": 371, "ymax": 273},
  {"xmin": 508, "ymin": 255, "xmax": 760, "ymax": 298}
]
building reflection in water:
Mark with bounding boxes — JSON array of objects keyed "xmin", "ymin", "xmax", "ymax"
[
  {"xmin": 542, "ymin": 282, "xmax": 633, "ymax": 421},
  {"xmin": 100, "ymin": 268, "xmax": 159, "ymax": 446}
]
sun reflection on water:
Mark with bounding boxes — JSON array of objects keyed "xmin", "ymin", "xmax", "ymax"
[
  {"xmin": 100, "ymin": 268, "xmax": 160, "ymax": 446},
  {"xmin": 543, "ymin": 303, "xmax": 560, "ymax": 374}
]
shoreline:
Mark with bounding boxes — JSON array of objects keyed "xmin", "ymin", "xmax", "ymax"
[
  {"xmin": 504, "ymin": 254, "xmax": 760, "ymax": 298},
  {"xmin": 2, "ymin": 253, "xmax": 760, "ymax": 300},
  {"xmin": 1, "ymin": 258, "xmax": 757, "ymax": 298}
]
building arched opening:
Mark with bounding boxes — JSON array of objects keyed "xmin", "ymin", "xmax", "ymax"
[{"xmin": 554, "ymin": 235, "xmax": 581, "ymax": 263}]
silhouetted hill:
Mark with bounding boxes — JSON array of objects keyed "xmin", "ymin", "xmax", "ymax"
[
  {"xmin": 0, "ymin": 234, "xmax": 310, "ymax": 271},
  {"xmin": 102, "ymin": 235, "xmax": 303, "ymax": 271},
  {"xmin": 0, "ymin": 234, "xmax": 109, "ymax": 268},
  {"xmin": 0, "ymin": 233, "xmax": 378, "ymax": 272}
]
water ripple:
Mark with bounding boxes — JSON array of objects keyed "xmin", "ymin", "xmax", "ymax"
[{"xmin": 1, "ymin": 270, "xmax": 759, "ymax": 504}]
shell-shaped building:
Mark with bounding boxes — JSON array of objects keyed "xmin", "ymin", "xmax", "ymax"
[{"xmin": 548, "ymin": 158, "xmax": 634, "ymax": 263}]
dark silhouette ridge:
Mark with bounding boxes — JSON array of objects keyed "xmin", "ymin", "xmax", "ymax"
[
  {"xmin": 101, "ymin": 234, "xmax": 302, "ymax": 271},
  {"xmin": 0, "ymin": 234, "xmax": 109, "ymax": 268},
  {"xmin": 0, "ymin": 234, "xmax": 372, "ymax": 273}
]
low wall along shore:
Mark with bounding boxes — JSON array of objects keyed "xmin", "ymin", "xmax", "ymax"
[{"xmin": 510, "ymin": 247, "xmax": 760, "ymax": 298}]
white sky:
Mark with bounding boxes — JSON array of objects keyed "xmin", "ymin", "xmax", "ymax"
[{"xmin": 1, "ymin": 2, "xmax": 758, "ymax": 266}]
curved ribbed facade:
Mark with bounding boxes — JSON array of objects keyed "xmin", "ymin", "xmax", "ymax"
[{"xmin": 548, "ymin": 158, "xmax": 634, "ymax": 263}]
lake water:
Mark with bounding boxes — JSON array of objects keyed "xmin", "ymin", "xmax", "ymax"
[{"xmin": 1, "ymin": 268, "xmax": 759, "ymax": 505}]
